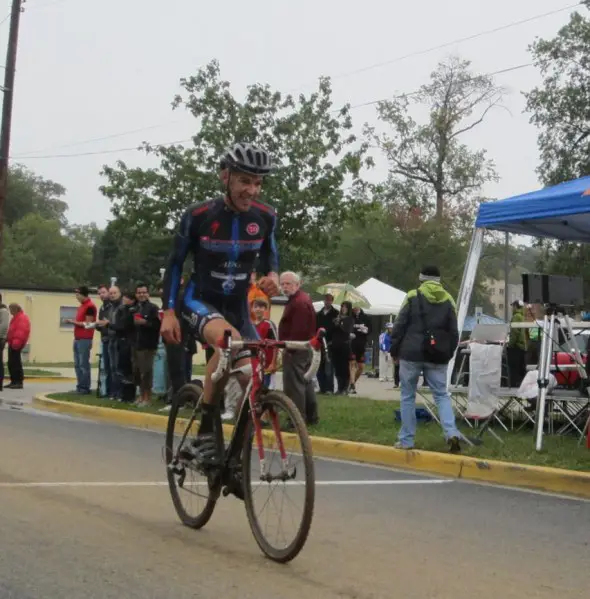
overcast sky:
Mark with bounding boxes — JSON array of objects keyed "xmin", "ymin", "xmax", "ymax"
[{"xmin": 0, "ymin": 0, "xmax": 582, "ymax": 227}]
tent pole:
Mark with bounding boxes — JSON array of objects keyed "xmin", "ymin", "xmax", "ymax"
[
  {"xmin": 504, "ymin": 232, "xmax": 510, "ymax": 322},
  {"xmin": 447, "ymin": 227, "xmax": 485, "ymax": 384}
]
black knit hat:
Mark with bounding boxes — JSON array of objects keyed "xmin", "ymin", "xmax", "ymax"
[{"xmin": 419, "ymin": 265, "xmax": 441, "ymax": 283}]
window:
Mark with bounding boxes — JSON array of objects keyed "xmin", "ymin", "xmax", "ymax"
[
  {"xmin": 499, "ymin": 303, "xmax": 504, "ymax": 311},
  {"xmin": 59, "ymin": 306, "xmax": 77, "ymax": 329},
  {"xmin": 489, "ymin": 288, "xmax": 495, "ymax": 295},
  {"xmin": 499, "ymin": 288, "xmax": 504, "ymax": 296}
]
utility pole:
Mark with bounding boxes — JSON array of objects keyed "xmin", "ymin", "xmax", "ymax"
[{"xmin": 0, "ymin": 0, "xmax": 24, "ymax": 265}]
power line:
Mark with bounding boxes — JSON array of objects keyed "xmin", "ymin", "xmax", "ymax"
[
  {"xmin": 291, "ymin": 1, "xmax": 582, "ymax": 89},
  {"xmin": 0, "ymin": 13, "xmax": 11, "ymax": 27},
  {"xmin": 10, "ymin": 59, "xmax": 543, "ymax": 161},
  {"xmin": 346, "ymin": 61, "xmax": 537, "ymax": 111},
  {"xmin": 14, "ymin": 119, "xmax": 185, "ymax": 156},
  {"xmin": 13, "ymin": 2, "xmax": 580, "ymax": 157}
]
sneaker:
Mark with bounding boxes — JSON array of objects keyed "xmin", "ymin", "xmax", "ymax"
[
  {"xmin": 394, "ymin": 442, "xmax": 413, "ymax": 450},
  {"xmin": 448, "ymin": 437, "xmax": 461, "ymax": 454},
  {"xmin": 379, "ymin": 378, "xmax": 385, "ymax": 382},
  {"xmin": 349, "ymin": 384, "xmax": 357, "ymax": 395},
  {"xmin": 221, "ymin": 409, "xmax": 235, "ymax": 421},
  {"xmin": 159, "ymin": 404, "xmax": 172, "ymax": 413}
]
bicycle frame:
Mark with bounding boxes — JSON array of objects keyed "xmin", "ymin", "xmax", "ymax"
[{"xmin": 213, "ymin": 329, "xmax": 324, "ymax": 482}]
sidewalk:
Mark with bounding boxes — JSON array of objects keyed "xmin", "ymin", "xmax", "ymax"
[{"xmin": 43, "ymin": 367, "xmax": 405, "ymax": 401}]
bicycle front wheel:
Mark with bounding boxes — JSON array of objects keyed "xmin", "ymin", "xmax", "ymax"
[
  {"xmin": 242, "ymin": 391, "xmax": 315, "ymax": 563},
  {"xmin": 165, "ymin": 383, "xmax": 218, "ymax": 529}
]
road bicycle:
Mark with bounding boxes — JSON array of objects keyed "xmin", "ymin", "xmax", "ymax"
[{"xmin": 165, "ymin": 328, "xmax": 324, "ymax": 563}]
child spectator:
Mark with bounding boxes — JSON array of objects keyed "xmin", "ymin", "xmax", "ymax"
[{"xmin": 252, "ymin": 298, "xmax": 279, "ymax": 388}]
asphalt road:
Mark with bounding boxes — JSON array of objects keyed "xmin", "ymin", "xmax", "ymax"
[{"xmin": 0, "ymin": 401, "xmax": 588, "ymax": 599}]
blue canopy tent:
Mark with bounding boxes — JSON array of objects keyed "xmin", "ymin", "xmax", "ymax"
[
  {"xmin": 475, "ymin": 175, "xmax": 590, "ymax": 242},
  {"xmin": 462, "ymin": 313, "xmax": 504, "ymax": 332},
  {"xmin": 453, "ymin": 175, "xmax": 590, "ymax": 451}
]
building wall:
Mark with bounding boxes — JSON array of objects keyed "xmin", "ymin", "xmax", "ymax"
[
  {"xmin": 484, "ymin": 278, "xmax": 523, "ymax": 318},
  {"xmin": 1, "ymin": 289, "xmax": 103, "ymax": 363},
  {"xmin": 0, "ymin": 288, "xmax": 287, "ymax": 365}
]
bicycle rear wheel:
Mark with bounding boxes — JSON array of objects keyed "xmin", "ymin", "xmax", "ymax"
[
  {"xmin": 165, "ymin": 383, "xmax": 218, "ymax": 529},
  {"xmin": 242, "ymin": 391, "xmax": 315, "ymax": 563}
]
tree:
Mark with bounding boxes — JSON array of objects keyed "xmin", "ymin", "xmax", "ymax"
[
  {"xmin": 88, "ymin": 220, "xmax": 170, "ymax": 290},
  {"xmin": 525, "ymin": 4, "xmax": 590, "ymax": 284},
  {"xmin": 6, "ymin": 164, "xmax": 68, "ymax": 226},
  {"xmin": 100, "ymin": 60, "xmax": 371, "ymax": 272},
  {"xmin": 315, "ymin": 201, "xmax": 494, "ymax": 312},
  {"xmin": 0, "ymin": 214, "xmax": 93, "ymax": 287},
  {"xmin": 525, "ymin": 4, "xmax": 590, "ymax": 186},
  {"xmin": 366, "ymin": 56, "xmax": 501, "ymax": 221}
]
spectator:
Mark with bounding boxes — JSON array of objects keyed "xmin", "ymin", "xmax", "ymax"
[
  {"xmin": 331, "ymin": 301, "xmax": 354, "ymax": 394},
  {"xmin": 6, "ymin": 303, "xmax": 31, "ymax": 389},
  {"xmin": 95, "ymin": 284, "xmax": 112, "ymax": 398},
  {"xmin": 279, "ymin": 272, "xmax": 318, "ymax": 425},
  {"xmin": 132, "ymin": 283, "xmax": 161, "ymax": 406},
  {"xmin": 66, "ymin": 286, "xmax": 97, "ymax": 395},
  {"xmin": 349, "ymin": 306, "xmax": 372, "ymax": 394},
  {"xmin": 507, "ymin": 299, "xmax": 527, "ymax": 388},
  {"xmin": 389, "ymin": 265, "xmax": 461, "ymax": 453},
  {"xmin": 106, "ymin": 286, "xmax": 123, "ymax": 400},
  {"xmin": 252, "ymin": 297, "xmax": 279, "ymax": 389},
  {"xmin": 315, "ymin": 293, "xmax": 338, "ymax": 394},
  {"xmin": 379, "ymin": 322, "xmax": 394, "ymax": 382},
  {"xmin": 0, "ymin": 295, "xmax": 9, "ymax": 391},
  {"xmin": 248, "ymin": 272, "xmax": 271, "ymax": 320},
  {"xmin": 112, "ymin": 291, "xmax": 138, "ymax": 403}
]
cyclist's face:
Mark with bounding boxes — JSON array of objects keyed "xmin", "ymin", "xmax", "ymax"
[{"xmin": 227, "ymin": 172, "xmax": 263, "ymax": 211}]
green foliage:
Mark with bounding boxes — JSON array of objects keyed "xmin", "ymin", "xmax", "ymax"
[
  {"xmin": 6, "ymin": 164, "xmax": 68, "ymax": 226},
  {"xmin": 88, "ymin": 220, "xmax": 170, "ymax": 290},
  {"xmin": 525, "ymin": 5, "xmax": 590, "ymax": 291},
  {"xmin": 0, "ymin": 214, "xmax": 93, "ymax": 287},
  {"xmin": 525, "ymin": 6, "xmax": 590, "ymax": 186},
  {"xmin": 366, "ymin": 56, "xmax": 500, "ymax": 221},
  {"xmin": 100, "ymin": 60, "xmax": 372, "ymax": 272}
]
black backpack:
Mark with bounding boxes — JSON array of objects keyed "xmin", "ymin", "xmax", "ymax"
[{"xmin": 416, "ymin": 292, "xmax": 455, "ymax": 364}]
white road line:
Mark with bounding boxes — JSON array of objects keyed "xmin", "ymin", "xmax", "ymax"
[{"xmin": 0, "ymin": 479, "xmax": 451, "ymax": 489}]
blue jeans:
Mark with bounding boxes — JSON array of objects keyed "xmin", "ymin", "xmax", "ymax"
[
  {"xmin": 99, "ymin": 339, "xmax": 111, "ymax": 397},
  {"xmin": 398, "ymin": 360, "xmax": 459, "ymax": 448},
  {"xmin": 108, "ymin": 339, "xmax": 122, "ymax": 399},
  {"xmin": 73, "ymin": 339, "xmax": 93, "ymax": 393}
]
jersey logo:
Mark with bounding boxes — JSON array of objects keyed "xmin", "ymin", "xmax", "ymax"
[
  {"xmin": 210, "ymin": 220, "xmax": 220, "ymax": 236},
  {"xmin": 246, "ymin": 222, "xmax": 260, "ymax": 236}
]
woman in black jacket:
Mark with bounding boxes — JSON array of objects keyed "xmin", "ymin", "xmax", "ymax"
[{"xmin": 330, "ymin": 301, "xmax": 354, "ymax": 394}]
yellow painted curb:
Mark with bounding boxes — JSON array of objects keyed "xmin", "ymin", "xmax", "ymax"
[{"xmin": 33, "ymin": 393, "xmax": 590, "ymax": 499}]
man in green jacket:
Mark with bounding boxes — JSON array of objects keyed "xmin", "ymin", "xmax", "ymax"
[
  {"xmin": 507, "ymin": 299, "xmax": 527, "ymax": 387},
  {"xmin": 389, "ymin": 265, "xmax": 461, "ymax": 453}
]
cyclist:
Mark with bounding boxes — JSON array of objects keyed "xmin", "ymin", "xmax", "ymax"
[{"xmin": 161, "ymin": 142, "xmax": 280, "ymax": 465}]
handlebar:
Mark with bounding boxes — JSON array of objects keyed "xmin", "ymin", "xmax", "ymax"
[{"xmin": 210, "ymin": 329, "xmax": 326, "ymax": 384}]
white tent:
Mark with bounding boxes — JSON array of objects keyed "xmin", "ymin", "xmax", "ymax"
[
  {"xmin": 357, "ymin": 278, "xmax": 407, "ymax": 316},
  {"xmin": 313, "ymin": 278, "xmax": 407, "ymax": 316}
]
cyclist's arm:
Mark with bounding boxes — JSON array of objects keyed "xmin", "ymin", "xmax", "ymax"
[
  {"xmin": 162, "ymin": 209, "xmax": 194, "ymax": 312},
  {"xmin": 259, "ymin": 210, "xmax": 279, "ymax": 282}
]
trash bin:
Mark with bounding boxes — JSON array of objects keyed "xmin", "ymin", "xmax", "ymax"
[{"xmin": 152, "ymin": 338, "xmax": 168, "ymax": 396}]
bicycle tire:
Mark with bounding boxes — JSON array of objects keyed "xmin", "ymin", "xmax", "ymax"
[
  {"xmin": 242, "ymin": 391, "xmax": 315, "ymax": 563},
  {"xmin": 165, "ymin": 383, "xmax": 218, "ymax": 529}
]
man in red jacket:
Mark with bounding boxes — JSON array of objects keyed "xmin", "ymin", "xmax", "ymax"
[
  {"xmin": 65, "ymin": 286, "xmax": 97, "ymax": 394},
  {"xmin": 279, "ymin": 272, "xmax": 318, "ymax": 425},
  {"xmin": 6, "ymin": 303, "xmax": 31, "ymax": 389}
]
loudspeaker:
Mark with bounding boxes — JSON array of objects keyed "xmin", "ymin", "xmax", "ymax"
[{"xmin": 522, "ymin": 273, "xmax": 583, "ymax": 306}]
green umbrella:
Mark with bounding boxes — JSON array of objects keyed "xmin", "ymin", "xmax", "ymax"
[{"xmin": 316, "ymin": 282, "xmax": 370, "ymax": 308}]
